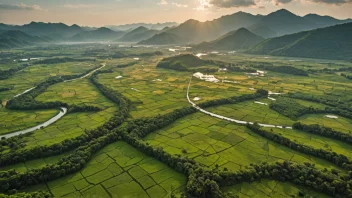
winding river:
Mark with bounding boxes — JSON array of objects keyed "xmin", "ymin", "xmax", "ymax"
[
  {"xmin": 2, "ymin": 64, "xmax": 106, "ymax": 139},
  {"xmin": 187, "ymin": 76, "xmax": 292, "ymax": 129},
  {"xmin": 0, "ymin": 107, "xmax": 68, "ymax": 139}
]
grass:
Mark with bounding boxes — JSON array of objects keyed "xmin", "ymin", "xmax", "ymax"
[
  {"xmin": 0, "ymin": 151, "xmax": 73, "ymax": 173},
  {"xmin": 36, "ymin": 78, "xmax": 114, "ymax": 108},
  {"xmin": 221, "ymin": 179, "xmax": 328, "ymax": 198},
  {"xmin": 0, "ymin": 61, "xmax": 98, "ymax": 101},
  {"xmin": 22, "ymin": 141, "xmax": 186, "ymax": 198},
  {"xmin": 0, "ymin": 108, "xmax": 58, "ymax": 135},
  {"xmin": 144, "ymin": 112, "xmax": 346, "ymax": 172},
  {"xmin": 1, "ymin": 46, "xmax": 351, "ymax": 197}
]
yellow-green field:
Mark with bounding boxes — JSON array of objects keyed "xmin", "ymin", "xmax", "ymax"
[{"xmin": 1, "ymin": 45, "xmax": 351, "ymax": 197}]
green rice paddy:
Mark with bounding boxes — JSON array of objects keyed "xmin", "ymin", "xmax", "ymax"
[{"xmin": 1, "ymin": 45, "xmax": 351, "ymax": 197}]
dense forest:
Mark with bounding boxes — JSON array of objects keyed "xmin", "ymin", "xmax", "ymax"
[
  {"xmin": 6, "ymin": 66, "xmax": 101, "ymax": 110},
  {"xmin": 0, "ymin": 70, "xmax": 130, "ymax": 167},
  {"xmin": 1, "ymin": 85, "xmax": 352, "ymax": 197},
  {"xmin": 157, "ymin": 54, "xmax": 210, "ymax": 71},
  {"xmin": 269, "ymin": 98, "xmax": 316, "ymax": 119},
  {"xmin": 0, "ymin": 87, "xmax": 11, "ymax": 92},
  {"xmin": 293, "ymin": 122, "xmax": 352, "ymax": 144},
  {"xmin": 34, "ymin": 58, "xmax": 96, "ymax": 65},
  {"xmin": 247, "ymin": 123, "xmax": 352, "ymax": 170},
  {"xmin": 253, "ymin": 65, "xmax": 309, "ymax": 76},
  {"xmin": 0, "ymin": 63, "xmax": 31, "ymax": 80},
  {"xmin": 341, "ymin": 73, "xmax": 352, "ymax": 80},
  {"xmin": 287, "ymin": 93, "xmax": 352, "ymax": 119}
]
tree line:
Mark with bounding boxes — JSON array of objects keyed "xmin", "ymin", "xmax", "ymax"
[
  {"xmin": 286, "ymin": 93, "xmax": 352, "ymax": 119},
  {"xmin": 67, "ymin": 104, "xmax": 102, "ymax": 113},
  {"xmin": 1, "ymin": 93, "xmax": 351, "ymax": 197},
  {"xmin": 0, "ymin": 128, "xmax": 122, "ymax": 193},
  {"xmin": 205, "ymin": 60, "xmax": 257, "ymax": 73},
  {"xmin": 0, "ymin": 89, "xmax": 265, "ymax": 166},
  {"xmin": 247, "ymin": 123, "xmax": 352, "ymax": 170},
  {"xmin": 0, "ymin": 70, "xmax": 130, "ymax": 167},
  {"xmin": 117, "ymin": 109, "xmax": 352, "ymax": 197},
  {"xmin": 199, "ymin": 89, "xmax": 268, "ymax": 109},
  {"xmin": 293, "ymin": 122, "xmax": 352, "ymax": 144},
  {"xmin": 0, "ymin": 191, "xmax": 50, "ymax": 198},
  {"xmin": 341, "ymin": 73, "xmax": 352, "ymax": 80},
  {"xmin": 269, "ymin": 98, "xmax": 318, "ymax": 119},
  {"xmin": 6, "ymin": 66, "xmax": 101, "ymax": 111},
  {"xmin": 34, "ymin": 58, "xmax": 96, "ymax": 65},
  {"xmin": 99, "ymin": 51, "xmax": 163, "ymax": 59},
  {"xmin": 308, "ymin": 67, "xmax": 352, "ymax": 74},
  {"xmin": 253, "ymin": 65, "xmax": 309, "ymax": 76},
  {"xmin": 0, "ymin": 63, "xmax": 31, "ymax": 80},
  {"xmin": 0, "ymin": 87, "xmax": 11, "ymax": 93},
  {"xmin": 115, "ymin": 62, "xmax": 138, "ymax": 68}
]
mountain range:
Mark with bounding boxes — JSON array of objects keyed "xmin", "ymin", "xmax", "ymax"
[
  {"xmin": 106, "ymin": 22, "xmax": 178, "ymax": 31},
  {"xmin": 139, "ymin": 9, "xmax": 351, "ymax": 45},
  {"xmin": 0, "ymin": 30, "xmax": 47, "ymax": 48},
  {"xmin": 248, "ymin": 22, "xmax": 352, "ymax": 60},
  {"xmin": 71, "ymin": 27, "xmax": 125, "ymax": 42},
  {"xmin": 115, "ymin": 26, "xmax": 160, "ymax": 42},
  {"xmin": 0, "ymin": 9, "xmax": 351, "ymax": 60},
  {"xmin": 0, "ymin": 22, "xmax": 84, "ymax": 40},
  {"xmin": 192, "ymin": 28, "xmax": 264, "ymax": 51}
]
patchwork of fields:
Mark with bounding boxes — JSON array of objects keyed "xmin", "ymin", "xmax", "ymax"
[{"xmin": 0, "ymin": 45, "xmax": 351, "ymax": 197}]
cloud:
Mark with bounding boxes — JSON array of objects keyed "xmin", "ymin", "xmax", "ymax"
[
  {"xmin": 172, "ymin": 3, "xmax": 189, "ymax": 7},
  {"xmin": 309, "ymin": 0, "xmax": 352, "ymax": 5},
  {"xmin": 63, "ymin": 4, "xmax": 97, "ymax": 9},
  {"xmin": 272, "ymin": 0, "xmax": 294, "ymax": 5},
  {"xmin": 209, "ymin": 0, "xmax": 257, "ymax": 8},
  {"xmin": 157, "ymin": 0, "xmax": 168, "ymax": 5},
  {"xmin": 195, "ymin": 0, "xmax": 212, "ymax": 10},
  {"xmin": 0, "ymin": 3, "xmax": 42, "ymax": 11}
]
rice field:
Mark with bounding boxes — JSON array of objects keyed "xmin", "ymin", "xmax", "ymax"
[
  {"xmin": 144, "ymin": 112, "xmax": 344, "ymax": 172},
  {"xmin": 0, "ymin": 46, "xmax": 351, "ymax": 197},
  {"xmin": 22, "ymin": 141, "xmax": 186, "ymax": 198},
  {"xmin": 221, "ymin": 179, "xmax": 328, "ymax": 198},
  {"xmin": 0, "ymin": 108, "xmax": 58, "ymax": 135},
  {"xmin": 0, "ymin": 61, "xmax": 98, "ymax": 100}
]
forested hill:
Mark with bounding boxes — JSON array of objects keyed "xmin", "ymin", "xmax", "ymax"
[
  {"xmin": 193, "ymin": 28, "xmax": 264, "ymax": 51},
  {"xmin": 138, "ymin": 9, "xmax": 351, "ymax": 45},
  {"xmin": 247, "ymin": 22, "xmax": 352, "ymax": 60},
  {"xmin": 116, "ymin": 26, "xmax": 159, "ymax": 42},
  {"xmin": 0, "ymin": 30, "xmax": 47, "ymax": 49},
  {"xmin": 70, "ymin": 27, "xmax": 125, "ymax": 42}
]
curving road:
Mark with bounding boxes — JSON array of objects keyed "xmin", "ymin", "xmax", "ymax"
[
  {"xmin": 187, "ymin": 75, "xmax": 292, "ymax": 129},
  {"xmin": 1, "ymin": 63, "xmax": 106, "ymax": 139},
  {"xmin": 0, "ymin": 107, "xmax": 68, "ymax": 139}
]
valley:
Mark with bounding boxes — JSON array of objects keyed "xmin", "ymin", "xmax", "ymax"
[
  {"xmin": 0, "ymin": 6, "xmax": 351, "ymax": 198},
  {"xmin": 0, "ymin": 43, "xmax": 351, "ymax": 198}
]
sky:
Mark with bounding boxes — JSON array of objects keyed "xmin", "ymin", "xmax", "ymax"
[{"xmin": 0, "ymin": 0, "xmax": 351, "ymax": 27}]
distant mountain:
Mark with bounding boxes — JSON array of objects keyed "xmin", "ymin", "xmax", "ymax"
[
  {"xmin": 141, "ymin": 9, "xmax": 350, "ymax": 45},
  {"xmin": 116, "ymin": 26, "xmax": 159, "ymax": 42},
  {"xmin": 248, "ymin": 9, "xmax": 314, "ymax": 37},
  {"xmin": 303, "ymin": 14, "xmax": 352, "ymax": 27},
  {"xmin": 0, "ymin": 30, "xmax": 47, "ymax": 48},
  {"xmin": 0, "ymin": 22, "xmax": 84, "ymax": 39},
  {"xmin": 157, "ymin": 54, "xmax": 209, "ymax": 71},
  {"xmin": 248, "ymin": 24, "xmax": 277, "ymax": 39},
  {"xmin": 140, "ymin": 12, "xmax": 263, "ymax": 45},
  {"xmin": 71, "ymin": 27, "xmax": 125, "ymax": 42},
  {"xmin": 248, "ymin": 22, "xmax": 352, "ymax": 60},
  {"xmin": 138, "ymin": 32, "xmax": 183, "ymax": 45},
  {"xmin": 193, "ymin": 28, "xmax": 264, "ymax": 51},
  {"xmin": 106, "ymin": 22, "xmax": 178, "ymax": 31}
]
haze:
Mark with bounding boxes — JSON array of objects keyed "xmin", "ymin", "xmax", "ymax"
[{"xmin": 0, "ymin": 0, "xmax": 351, "ymax": 26}]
